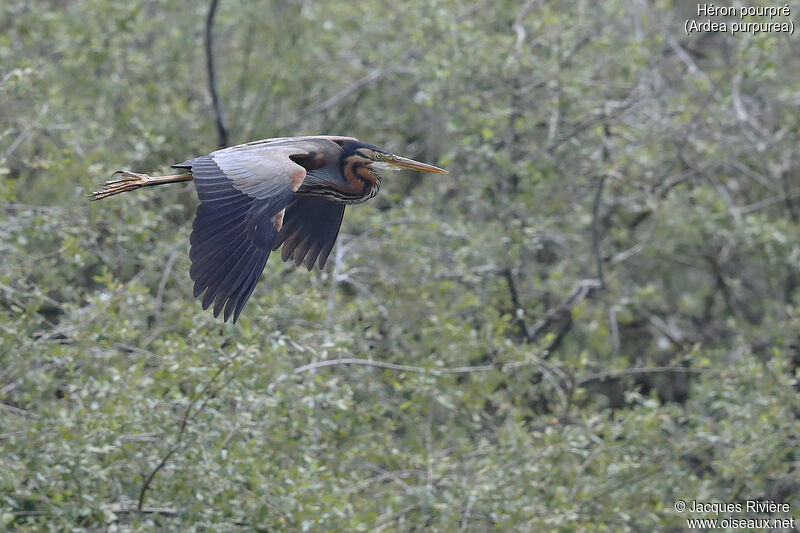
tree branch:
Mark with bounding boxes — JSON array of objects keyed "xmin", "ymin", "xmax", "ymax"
[
  {"xmin": 577, "ymin": 366, "xmax": 709, "ymax": 386},
  {"xmin": 592, "ymin": 119, "xmax": 613, "ymax": 289},
  {"xmin": 153, "ymin": 245, "xmax": 181, "ymax": 327},
  {"xmin": 107, "ymin": 503, "xmax": 251, "ymax": 526},
  {"xmin": 502, "ymin": 268, "xmax": 533, "ymax": 341},
  {"xmin": 591, "ymin": 173, "xmax": 607, "ymax": 288},
  {"xmin": 294, "ymin": 358, "xmax": 496, "ymax": 376},
  {"xmin": 288, "ymin": 354, "xmax": 567, "ymax": 387},
  {"xmin": 137, "ymin": 355, "xmax": 235, "ymax": 510},
  {"xmin": 205, "ymin": 0, "xmax": 229, "ymax": 147},
  {"xmin": 528, "ymin": 278, "xmax": 603, "ymax": 341},
  {"xmin": 4, "ymin": 102, "xmax": 49, "ymax": 159},
  {"xmin": 303, "ymin": 49, "xmax": 418, "ymax": 118}
]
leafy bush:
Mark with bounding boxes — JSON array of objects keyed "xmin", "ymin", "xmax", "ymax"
[{"xmin": 2, "ymin": 0, "xmax": 798, "ymax": 530}]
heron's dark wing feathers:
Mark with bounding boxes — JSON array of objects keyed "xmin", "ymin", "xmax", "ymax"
[
  {"xmin": 273, "ymin": 197, "xmax": 346, "ymax": 271},
  {"xmin": 189, "ymin": 156, "xmax": 294, "ymax": 323},
  {"xmin": 186, "ymin": 136, "xmax": 356, "ymax": 322}
]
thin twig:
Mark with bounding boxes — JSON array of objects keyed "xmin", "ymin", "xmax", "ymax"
[
  {"xmin": 294, "ymin": 358, "xmax": 495, "ymax": 376},
  {"xmin": 154, "ymin": 246, "xmax": 181, "ymax": 326},
  {"xmin": 306, "ymin": 68, "xmax": 388, "ymax": 116},
  {"xmin": 375, "ymin": 504, "xmax": 418, "ymax": 531},
  {"xmin": 528, "ymin": 279, "xmax": 603, "ymax": 341},
  {"xmin": 4, "ymin": 102, "xmax": 49, "ymax": 158},
  {"xmin": 304, "ymin": 49, "xmax": 418, "ymax": 117},
  {"xmin": 113, "ymin": 342, "xmax": 161, "ymax": 361},
  {"xmin": 664, "ymin": 35, "xmax": 716, "ymax": 96},
  {"xmin": 108, "ymin": 503, "xmax": 251, "ymax": 526},
  {"xmin": 110, "ymin": 505, "xmax": 179, "ymax": 517},
  {"xmin": 34, "ymin": 264, "xmax": 152, "ymax": 341},
  {"xmin": 270, "ymin": 354, "xmax": 567, "ymax": 397},
  {"xmin": 137, "ymin": 355, "xmax": 235, "ymax": 510},
  {"xmin": 739, "ymin": 187, "xmax": 800, "ymax": 215},
  {"xmin": 512, "ymin": 0, "xmax": 541, "ymax": 57},
  {"xmin": 608, "ymin": 307, "xmax": 620, "ymax": 351},
  {"xmin": 591, "ymin": 174, "xmax": 607, "ymax": 288},
  {"xmin": 541, "ymin": 318, "xmax": 573, "ymax": 360},
  {"xmin": 326, "ymin": 238, "xmax": 344, "ymax": 327},
  {"xmin": 346, "ymin": 468, "xmax": 422, "ymax": 496},
  {"xmin": 592, "ymin": 119, "xmax": 612, "ymax": 289},
  {"xmin": 577, "ymin": 366, "xmax": 710, "ymax": 386},
  {"xmin": 459, "ymin": 485, "xmax": 479, "ymax": 532},
  {"xmin": 0, "ymin": 402, "xmax": 31, "ymax": 417},
  {"xmin": 502, "ymin": 268, "xmax": 533, "ymax": 341},
  {"xmin": 287, "ymin": 354, "xmax": 571, "ymax": 388}
]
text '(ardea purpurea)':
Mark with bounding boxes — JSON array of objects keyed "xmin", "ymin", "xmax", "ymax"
[{"xmin": 90, "ymin": 136, "xmax": 447, "ymax": 322}]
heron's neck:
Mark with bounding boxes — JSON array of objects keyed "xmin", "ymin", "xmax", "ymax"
[
  {"xmin": 338, "ymin": 161, "xmax": 382, "ymax": 203},
  {"xmin": 299, "ymin": 166, "xmax": 381, "ymax": 204}
]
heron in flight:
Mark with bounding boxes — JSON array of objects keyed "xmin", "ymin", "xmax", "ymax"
[{"xmin": 90, "ymin": 136, "xmax": 446, "ymax": 322}]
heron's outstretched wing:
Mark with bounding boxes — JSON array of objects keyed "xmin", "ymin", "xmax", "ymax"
[
  {"xmin": 181, "ymin": 136, "xmax": 354, "ymax": 322},
  {"xmin": 188, "ymin": 156, "xmax": 295, "ymax": 323},
  {"xmin": 273, "ymin": 197, "xmax": 346, "ymax": 271}
]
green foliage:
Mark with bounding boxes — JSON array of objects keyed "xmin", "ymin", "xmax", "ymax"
[{"xmin": 2, "ymin": 0, "xmax": 799, "ymax": 530}]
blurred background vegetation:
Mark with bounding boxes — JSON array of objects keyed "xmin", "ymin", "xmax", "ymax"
[{"xmin": 2, "ymin": 0, "xmax": 799, "ymax": 530}]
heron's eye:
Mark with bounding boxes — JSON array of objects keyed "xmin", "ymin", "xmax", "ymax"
[{"xmin": 375, "ymin": 152, "xmax": 387, "ymax": 160}]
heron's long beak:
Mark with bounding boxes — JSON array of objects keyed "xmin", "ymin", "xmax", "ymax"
[{"xmin": 389, "ymin": 154, "xmax": 447, "ymax": 174}]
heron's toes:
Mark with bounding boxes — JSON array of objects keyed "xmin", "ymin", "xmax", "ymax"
[
  {"xmin": 104, "ymin": 171, "xmax": 148, "ymax": 186},
  {"xmin": 88, "ymin": 171, "xmax": 150, "ymax": 200}
]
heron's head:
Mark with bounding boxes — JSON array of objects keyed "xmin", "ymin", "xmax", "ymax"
[{"xmin": 339, "ymin": 141, "xmax": 447, "ymax": 176}]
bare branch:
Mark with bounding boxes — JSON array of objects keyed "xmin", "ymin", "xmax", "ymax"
[
  {"xmin": 284, "ymin": 353, "xmax": 567, "ymax": 390},
  {"xmin": 512, "ymin": 0, "xmax": 541, "ymax": 57},
  {"xmin": 528, "ymin": 279, "xmax": 603, "ymax": 341},
  {"xmin": 106, "ymin": 503, "xmax": 251, "ymax": 526},
  {"xmin": 205, "ymin": 0, "xmax": 229, "ymax": 147},
  {"xmin": 502, "ymin": 268, "xmax": 533, "ymax": 341},
  {"xmin": 664, "ymin": 35, "xmax": 716, "ymax": 96},
  {"xmin": 608, "ymin": 307, "xmax": 620, "ymax": 351},
  {"xmin": 592, "ymin": 120, "xmax": 612, "ymax": 289},
  {"xmin": 306, "ymin": 67, "xmax": 390, "ymax": 116},
  {"xmin": 294, "ymin": 358, "xmax": 495, "ymax": 376},
  {"xmin": 642, "ymin": 310, "xmax": 688, "ymax": 348},
  {"xmin": 0, "ymin": 401, "xmax": 31, "ymax": 417},
  {"xmin": 375, "ymin": 503, "xmax": 418, "ymax": 531},
  {"xmin": 137, "ymin": 355, "xmax": 236, "ymax": 510},
  {"xmin": 112, "ymin": 342, "xmax": 161, "ymax": 361},
  {"xmin": 4, "ymin": 102, "xmax": 49, "ymax": 158},
  {"xmin": 154, "ymin": 246, "xmax": 181, "ymax": 326},
  {"xmin": 591, "ymin": 173, "xmax": 607, "ymax": 288},
  {"xmin": 577, "ymin": 366, "xmax": 710, "ymax": 386},
  {"xmin": 740, "ymin": 188, "xmax": 800, "ymax": 215},
  {"xmin": 610, "ymin": 243, "xmax": 642, "ymax": 265},
  {"xmin": 109, "ymin": 505, "xmax": 179, "ymax": 517},
  {"xmin": 303, "ymin": 49, "xmax": 418, "ymax": 117}
]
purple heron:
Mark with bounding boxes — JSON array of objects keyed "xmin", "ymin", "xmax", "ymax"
[{"xmin": 90, "ymin": 136, "xmax": 446, "ymax": 322}]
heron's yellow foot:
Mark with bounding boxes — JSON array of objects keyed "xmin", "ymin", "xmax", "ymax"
[{"xmin": 88, "ymin": 171, "xmax": 152, "ymax": 201}]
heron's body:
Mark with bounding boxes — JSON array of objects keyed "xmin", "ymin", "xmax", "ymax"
[{"xmin": 91, "ymin": 135, "xmax": 445, "ymax": 322}]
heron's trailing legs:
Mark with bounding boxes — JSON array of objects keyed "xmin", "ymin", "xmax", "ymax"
[{"xmin": 89, "ymin": 171, "xmax": 193, "ymax": 201}]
